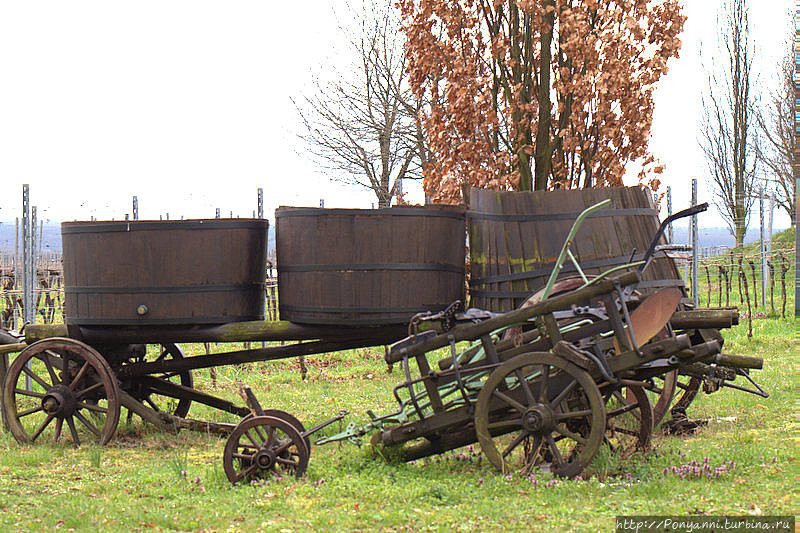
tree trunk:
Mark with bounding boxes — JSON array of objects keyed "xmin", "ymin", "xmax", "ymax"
[{"xmin": 533, "ymin": 1, "xmax": 555, "ymax": 191}]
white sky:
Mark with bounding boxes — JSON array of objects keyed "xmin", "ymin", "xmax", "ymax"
[{"xmin": 0, "ymin": 0, "xmax": 793, "ymax": 230}]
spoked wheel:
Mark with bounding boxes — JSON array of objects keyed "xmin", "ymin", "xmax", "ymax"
[
  {"xmin": 223, "ymin": 415, "xmax": 309, "ymax": 484},
  {"xmin": 238, "ymin": 409, "xmax": 312, "ymax": 456},
  {"xmin": 2, "ymin": 338, "xmax": 121, "ymax": 446},
  {"xmin": 121, "ymin": 343, "xmax": 193, "ymax": 421},
  {"xmin": 602, "ymin": 384, "xmax": 653, "ymax": 455},
  {"xmin": 644, "ymin": 370, "xmax": 678, "ymax": 427},
  {"xmin": 475, "ymin": 352, "xmax": 606, "ymax": 478}
]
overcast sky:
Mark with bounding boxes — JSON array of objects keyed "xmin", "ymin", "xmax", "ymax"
[{"xmin": 0, "ymin": 0, "xmax": 793, "ymax": 230}]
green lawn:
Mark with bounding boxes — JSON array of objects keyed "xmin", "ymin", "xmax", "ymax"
[
  {"xmin": 0, "ymin": 229, "xmax": 796, "ymax": 532},
  {"xmin": 0, "ymin": 311, "xmax": 796, "ymax": 532}
]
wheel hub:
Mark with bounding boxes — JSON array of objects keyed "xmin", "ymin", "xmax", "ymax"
[
  {"xmin": 254, "ymin": 448, "xmax": 276, "ymax": 470},
  {"xmin": 522, "ymin": 404, "xmax": 553, "ymax": 433},
  {"xmin": 41, "ymin": 384, "xmax": 77, "ymax": 417}
]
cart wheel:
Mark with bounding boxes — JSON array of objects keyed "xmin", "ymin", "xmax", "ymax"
[
  {"xmin": 645, "ymin": 370, "xmax": 677, "ymax": 427},
  {"xmin": 223, "ymin": 415, "xmax": 309, "ymax": 484},
  {"xmin": 2, "ymin": 338, "xmax": 121, "ymax": 446},
  {"xmin": 122, "ymin": 343, "xmax": 193, "ymax": 420},
  {"xmin": 260, "ymin": 409, "xmax": 311, "ymax": 454},
  {"xmin": 238, "ymin": 409, "xmax": 311, "ymax": 454},
  {"xmin": 602, "ymin": 384, "xmax": 653, "ymax": 455},
  {"xmin": 475, "ymin": 352, "xmax": 605, "ymax": 478}
]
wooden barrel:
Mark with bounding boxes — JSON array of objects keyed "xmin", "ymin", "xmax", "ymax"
[
  {"xmin": 468, "ymin": 187, "xmax": 683, "ymax": 312},
  {"xmin": 276, "ymin": 206, "xmax": 465, "ymax": 325},
  {"xmin": 62, "ymin": 219, "xmax": 268, "ymax": 325}
]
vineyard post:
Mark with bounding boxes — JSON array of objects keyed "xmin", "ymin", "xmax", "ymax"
[
  {"xmin": 766, "ymin": 193, "xmax": 774, "ymax": 304},
  {"xmin": 767, "ymin": 260, "xmax": 775, "ymax": 315},
  {"xmin": 21, "ymin": 185, "xmax": 32, "ymax": 389},
  {"xmin": 666, "ymin": 186, "xmax": 673, "ymax": 243},
  {"xmin": 759, "ymin": 189, "xmax": 765, "ymax": 308},
  {"xmin": 740, "ymin": 268, "xmax": 752, "ymax": 338},
  {"xmin": 258, "ymin": 187, "xmax": 265, "ymax": 349},
  {"xmin": 13, "ymin": 217, "xmax": 18, "ymax": 330},
  {"xmin": 691, "ymin": 178, "xmax": 699, "ymax": 308},
  {"xmin": 31, "ymin": 206, "xmax": 37, "ymax": 314}
]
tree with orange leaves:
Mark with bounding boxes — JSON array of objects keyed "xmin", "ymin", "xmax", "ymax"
[{"xmin": 398, "ymin": 0, "xmax": 685, "ymax": 203}]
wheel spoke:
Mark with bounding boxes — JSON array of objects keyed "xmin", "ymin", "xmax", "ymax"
[
  {"xmin": 554, "ymin": 409, "xmax": 593, "ymax": 421},
  {"xmin": 501, "ymin": 431, "xmax": 528, "ymax": 459},
  {"xmin": 243, "ymin": 430, "xmax": 260, "ymax": 449},
  {"xmin": 273, "ymin": 439, "xmax": 295, "ymax": 455},
  {"xmin": 17, "ymin": 406, "xmax": 43, "ymax": 418},
  {"xmin": 238, "ymin": 442, "xmax": 259, "ymax": 451},
  {"xmin": 232, "ymin": 452, "xmax": 254, "ymax": 461},
  {"xmin": 488, "ymin": 419, "xmax": 522, "ymax": 431},
  {"xmin": 76, "ymin": 401, "xmax": 107, "ymax": 414},
  {"xmin": 238, "ymin": 463, "xmax": 259, "ymax": 480},
  {"xmin": 545, "ymin": 434, "xmax": 564, "ymax": 465},
  {"xmin": 513, "ymin": 368, "xmax": 535, "ymax": 406},
  {"xmin": 21, "ymin": 365, "xmax": 51, "ymax": 390},
  {"xmin": 554, "ymin": 424, "xmax": 587, "ymax": 445},
  {"xmin": 53, "ymin": 418, "xmax": 63, "ymax": 442},
  {"xmin": 40, "ymin": 351, "xmax": 61, "ymax": 386},
  {"xmin": 66, "ymin": 416, "xmax": 81, "ymax": 446},
  {"xmin": 74, "ymin": 411, "xmax": 101, "ymax": 438},
  {"xmin": 549, "ymin": 379, "xmax": 577, "ymax": 410},
  {"xmin": 492, "ymin": 390, "xmax": 526, "ymax": 413},
  {"xmin": 75, "ymin": 382, "xmax": 104, "ymax": 399},
  {"xmin": 144, "ymin": 397, "xmax": 161, "ymax": 412},
  {"xmin": 30, "ymin": 414, "xmax": 55, "ymax": 442},
  {"xmin": 607, "ymin": 402, "xmax": 639, "ymax": 419},
  {"xmin": 609, "ymin": 426, "xmax": 640, "ymax": 437},
  {"xmin": 69, "ymin": 361, "xmax": 91, "ymax": 391},
  {"xmin": 252, "ymin": 425, "xmax": 269, "ymax": 446},
  {"xmin": 537, "ymin": 364, "xmax": 550, "ymax": 403},
  {"xmin": 14, "ymin": 388, "xmax": 46, "ymax": 399},
  {"xmin": 275, "ymin": 457, "xmax": 299, "ymax": 467}
]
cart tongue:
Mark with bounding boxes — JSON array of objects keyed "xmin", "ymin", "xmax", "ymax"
[{"xmin": 615, "ymin": 288, "xmax": 682, "ymax": 352}]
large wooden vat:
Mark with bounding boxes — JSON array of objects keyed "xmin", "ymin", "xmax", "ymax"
[
  {"xmin": 62, "ymin": 219, "xmax": 268, "ymax": 325},
  {"xmin": 468, "ymin": 187, "xmax": 683, "ymax": 312},
  {"xmin": 276, "ymin": 206, "xmax": 465, "ymax": 325}
]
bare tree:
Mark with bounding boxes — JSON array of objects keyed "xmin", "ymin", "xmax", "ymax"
[
  {"xmin": 294, "ymin": 4, "xmax": 424, "ymax": 208},
  {"xmin": 699, "ymin": 0, "xmax": 759, "ymax": 248},
  {"xmin": 756, "ymin": 42, "xmax": 795, "ymax": 226}
]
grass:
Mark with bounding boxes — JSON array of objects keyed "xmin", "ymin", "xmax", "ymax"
[{"xmin": 0, "ymin": 230, "xmax": 796, "ymax": 532}]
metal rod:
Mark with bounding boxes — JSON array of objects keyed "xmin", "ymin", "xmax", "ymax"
[
  {"xmin": 691, "ymin": 179, "xmax": 699, "ymax": 308},
  {"xmin": 759, "ymin": 189, "xmax": 766, "ymax": 307},
  {"xmin": 666, "ymin": 185, "xmax": 673, "ymax": 244},
  {"xmin": 117, "ymin": 337, "xmax": 393, "ymax": 378},
  {"xmin": 14, "ymin": 217, "xmax": 18, "ymax": 330},
  {"xmin": 21, "ymin": 185, "xmax": 31, "ymax": 389}
]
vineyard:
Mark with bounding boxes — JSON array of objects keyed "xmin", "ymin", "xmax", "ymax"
[{"xmin": 0, "ymin": 232, "xmax": 794, "ymax": 333}]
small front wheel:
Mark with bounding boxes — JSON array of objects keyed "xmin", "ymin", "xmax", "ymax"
[{"xmin": 223, "ymin": 415, "xmax": 309, "ymax": 484}]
